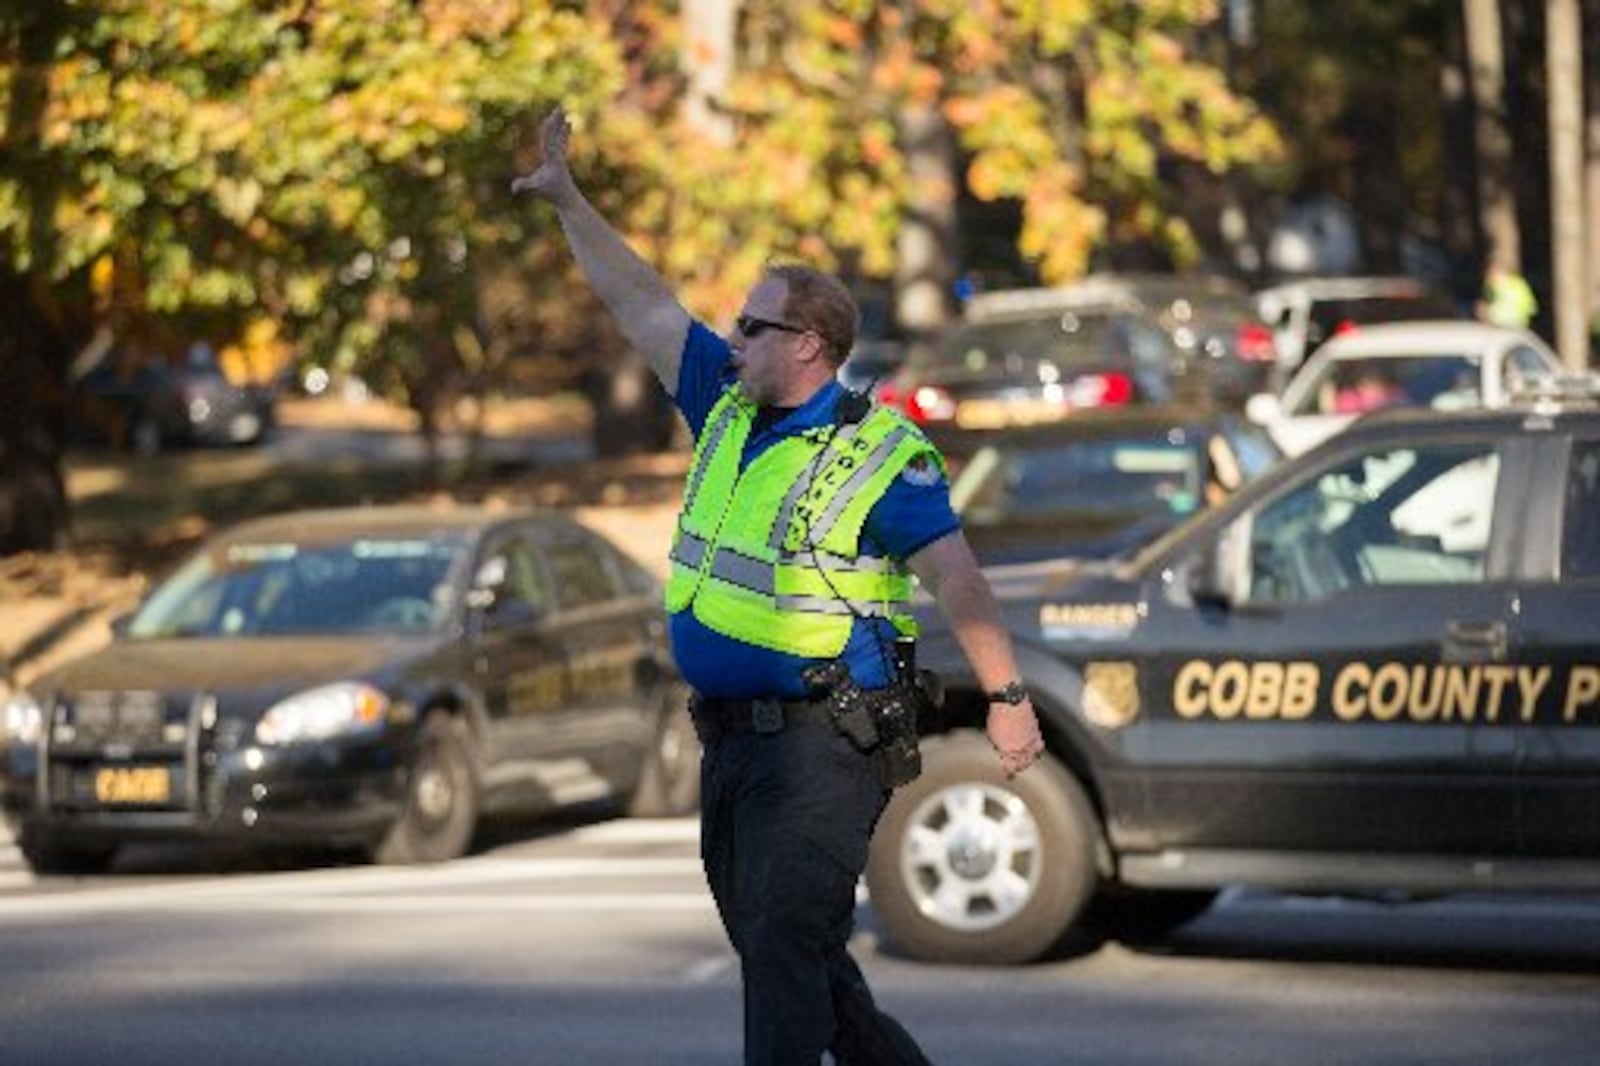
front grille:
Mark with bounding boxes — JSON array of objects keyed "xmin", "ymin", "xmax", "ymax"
[
  {"xmin": 45, "ymin": 690, "xmax": 207, "ymax": 814},
  {"xmin": 52, "ymin": 689, "xmax": 193, "ymax": 753}
]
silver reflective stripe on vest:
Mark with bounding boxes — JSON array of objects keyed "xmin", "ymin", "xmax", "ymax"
[
  {"xmin": 782, "ymin": 549, "xmax": 897, "ymax": 574},
  {"xmin": 804, "ymin": 425, "xmax": 913, "ymax": 544},
  {"xmin": 709, "ymin": 548, "xmax": 776, "ymax": 595},
  {"xmin": 682, "ymin": 398, "xmax": 744, "ymax": 517},
  {"xmin": 767, "ymin": 421, "xmax": 867, "ymax": 552},
  {"xmin": 671, "ymin": 530, "xmax": 710, "ymax": 570},
  {"xmin": 775, "ymin": 594, "xmax": 893, "ymax": 617},
  {"xmin": 671, "ymin": 535, "xmax": 776, "ymax": 596}
]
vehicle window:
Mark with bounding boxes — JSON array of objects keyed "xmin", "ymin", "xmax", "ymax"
[
  {"xmin": 483, "ymin": 537, "xmax": 552, "ymax": 617},
  {"xmin": 1305, "ymin": 293, "xmax": 1459, "ymax": 350},
  {"xmin": 1563, "ymin": 440, "xmax": 1600, "ymax": 581},
  {"xmin": 544, "ymin": 529, "xmax": 620, "ymax": 609},
  {"xmin": 1122, "ymin": 318, "xmax": 1175, "ymax": 369},
  {"xmin": 1504, "ymin": 345, "xmax": 1557, "ymax": 391},
  {"xmin": 1303, "ymin": 355, "xmax": 1479, "ymax": 416},
  {"xmin": 958, "ymin": 436, "xmax": 1203, "ymax": 523},
  {"xmin": 924, "ymin": 313, "xmax": 1115, "ymax": 371},
  {"xmin": 1220, "ymin": 421, "xmax": 1281, "ymax": 482},
  {"xmin": 129, "ymin": 536, "xmax": 464, "ymax": 637},
  {"xmin": 1241, "ymin": 443, "xmax": 1498, "ymax": 602}
]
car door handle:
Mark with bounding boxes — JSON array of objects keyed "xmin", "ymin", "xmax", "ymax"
[{"xmin": 1443, "ymin": 620, "xmax": 1507, "ymax": 663}]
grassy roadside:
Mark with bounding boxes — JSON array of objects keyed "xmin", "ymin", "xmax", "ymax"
[{"xmin": 2, "ymin": 396, "xmax": 686, "ymax": 691}]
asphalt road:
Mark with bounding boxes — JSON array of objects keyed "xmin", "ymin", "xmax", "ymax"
[{"xmin": 2, "ymin": 816, "xmax": 1597, "ymax": 1065}]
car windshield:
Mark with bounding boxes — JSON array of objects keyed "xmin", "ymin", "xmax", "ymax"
[
  {"xmin": 919, "ymin": 312, "xmax": 1118, "ymax": 372},
  {"xmin": 1291, "ymin": 354, "xmax": 1481, "ymax": 416},
  {"xmin": 127, "ymin": 534, "xmax": 470, "ymax": 638},
  {"xmin": 954, "ymin": 433, "xmax": 1205, "ymax": 524}
]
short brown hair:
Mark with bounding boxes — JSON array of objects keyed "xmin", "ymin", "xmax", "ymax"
[{"xmin": 766, "ymin": 263, "xmax": 858, "ymax": 367}]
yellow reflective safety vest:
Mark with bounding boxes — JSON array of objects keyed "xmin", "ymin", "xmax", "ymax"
[{"xmin": 665, "ymin": 388, "xmax": 944, "ymax": 658}]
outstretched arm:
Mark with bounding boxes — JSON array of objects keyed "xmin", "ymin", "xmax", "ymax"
[
  {"xmin": 513, "ymin": 108, "xmax": 693, "ymax": 395},
  {"xmin": 908, "ymin": 531, "xmax": 1045, "ymax": 777}
]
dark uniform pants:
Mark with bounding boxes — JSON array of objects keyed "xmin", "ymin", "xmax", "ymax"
[{"xmin": 699, "ymin": 719, "xmax": 932, "ymax": 1065}]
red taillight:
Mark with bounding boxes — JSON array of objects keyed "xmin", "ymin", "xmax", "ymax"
[
  {"xmin": 907, "ymin": 385, "xmax": 956, "ymax": 422},
  {"xmin": 1069, "ymin": 372, "xmax": 1134, "ymax": 407},
  {"xmin": 1333, "ymin": 319, "xmax": 1360, "ymax": 338},
  {"xmin": 1236, "ymin": 323, "xmax": 1276, "ymax": 363},
  {"xmin": 875, "ymin": 381, "xmax": 953, "ymax": 422}
]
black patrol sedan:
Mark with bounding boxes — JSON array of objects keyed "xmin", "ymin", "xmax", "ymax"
[
  {"xmin": 868, "ymin": 385, "xmax": 1600, "ymax": 965},
  {"xmin": 1, "ymin": 504, "xmax": 697, "ymax": 875}
]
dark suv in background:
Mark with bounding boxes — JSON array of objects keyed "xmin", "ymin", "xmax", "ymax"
[{"xmin": 68, "ymin": 355, "xmax": 276, "ymax": 454}]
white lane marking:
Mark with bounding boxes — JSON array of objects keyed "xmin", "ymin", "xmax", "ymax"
[
  {"xmin": 0, "ymin": 891, "xmax": 717, "ymax": 918},
  {"xmin": 0, "ymin": 870, "xmax": 37, "ymax": 890},
  {"xmin": 572, "ymin": 819, "xmax": 701, "ymax": 844},
  {"xmin": 682, "ymin": 955, "xmax": 736, "ymax": 984},
  {"xmin": 0, "ymin": 857, "xmax": 707, "ymax": 918}
]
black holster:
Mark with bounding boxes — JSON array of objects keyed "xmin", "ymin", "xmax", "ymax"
[{"xmin": 802, "ymin": 648, "xmax": 939, "ymax": 790}]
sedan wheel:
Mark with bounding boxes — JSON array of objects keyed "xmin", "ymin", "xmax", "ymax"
[
  {"xmin": 372, "ymin": 711, "xmax": 479, "ymax": 865},
  {"xmin": 626, "ymin": 688, "xmax": 701, "ymax": 817}
]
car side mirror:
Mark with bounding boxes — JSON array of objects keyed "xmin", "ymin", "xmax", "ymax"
[
  {"xmin": 1244, "ymin": 392, "xmax": 1281, "ymax": 426},
  {"xmin": 473, "ymin": 590, "xmax": 542, "ymax": 630}
]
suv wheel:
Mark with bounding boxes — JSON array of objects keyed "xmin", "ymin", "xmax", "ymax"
[
  {"xmin": 864, "ymin": 730, "xmax": 1099, "ymax": 965},
  {"xmin": 372, "ymin": 711, "xmax": 479, "ymax": 865}
]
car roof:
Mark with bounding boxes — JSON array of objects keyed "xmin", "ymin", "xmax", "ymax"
[
  {"xmin": 1306, "ymin": 320, "xmax": 1557, "ymax": 359},
  {"xmin": 213, "ymin": 503, "xmax": 559, "ymax": 548},
  {"xmin": 1335, "ymin": 392, "xmax": 1600, "ymax": 435},
  {"xmin": 966, "ymin": 274, "xmax": 1250, "ymax": 321},
  {"xmin": 951, "ymin": 405, "xmax": 1236, "ymax": 444},
  {"xmin": 1255, "ymin": 275, "xmax": 1440, "ymax": 301}
]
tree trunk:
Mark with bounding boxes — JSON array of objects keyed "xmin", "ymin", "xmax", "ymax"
[
  {"xmin": 894, "ymin": 103, "xmax": 959, "ymax": 343},
  {"xmin": 1546, "ymin": 0, "xmax": 1589, "ymax": 368},
  {"xmin": 0, "ymin": 276, "xmax": 73, "ymax": 555},
  {"xmin": 1463, "ymin": 0, "xmax": 1523, "ymax": 270},
  {"xmin": 1587, "ymin": 0, "xmax": 1600, "ymax": 339},
  {"xmin": 584, "ymin": 358, "xmax": 678, "ymax": 459},
  {"xmin": 682, "ymin": 0, "xmax": 737, "ymax": 145}
]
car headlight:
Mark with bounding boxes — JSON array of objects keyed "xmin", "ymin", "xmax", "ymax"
[
  {"xmin": 255, "ymin": 682, "xmax": 390, "ymax": 745},
  {"xmin": 2, "ymin": 691, "xmax": 44, "ymax": 748}
]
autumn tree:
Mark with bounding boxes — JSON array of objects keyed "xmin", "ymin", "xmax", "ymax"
[
  {"xmin": 3, "ymin": 0, "xmax": 1282, "ymax": 555},
  {"xmin": 644, "ymin": 0, "xmax": 1283, "ymax": 331},
  {"xmin": 0, "ymin": 0, "xmax": 627, "ymax": 552}
]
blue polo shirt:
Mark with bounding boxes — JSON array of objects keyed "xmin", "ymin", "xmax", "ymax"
[{"xmin": 671, "ymin": 321, "xmax": 960, "ymax": 698}]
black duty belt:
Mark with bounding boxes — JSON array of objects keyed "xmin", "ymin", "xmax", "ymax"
[{"xmin": 690, "ymin": 695, "xmax": 835, "ymax": 740}]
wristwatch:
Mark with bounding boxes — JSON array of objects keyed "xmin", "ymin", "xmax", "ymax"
[{"xmin": 986, "ymin": 680, "xmax": 1030, "ymax": 706}]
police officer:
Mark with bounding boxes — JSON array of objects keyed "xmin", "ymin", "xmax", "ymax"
[{"xmin": 515, "ymin": 107, "xmax": 1044, "ymax": 1065}]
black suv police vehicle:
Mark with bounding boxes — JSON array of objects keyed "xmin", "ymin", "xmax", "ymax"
[{"xmin": 867, "ymin": 380, "xmax": 1600, "ymax": 965}]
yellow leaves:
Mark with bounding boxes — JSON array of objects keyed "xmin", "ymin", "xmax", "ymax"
[
  {"xmin": 1018, "ymin": 164, "xmax": 1104, "ymax": 283},
  {"xmin": 823, "ymin": 15, "xmax": 865, "ymax": 50},
  {"xmin": 213, "ymin": 177, "xmax": 264, "ymax": 226}
]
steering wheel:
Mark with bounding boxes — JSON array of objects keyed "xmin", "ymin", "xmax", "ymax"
[{"xmin": 367, "ymin": 597, "xmax": 436, "ymax": 630}]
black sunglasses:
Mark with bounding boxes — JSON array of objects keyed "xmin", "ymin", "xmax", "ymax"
[{"xmin": 735, "ymin": 314, "xmax": 809, "ymax": 339}]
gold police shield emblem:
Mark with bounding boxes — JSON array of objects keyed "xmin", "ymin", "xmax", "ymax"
[{"xmin": 1083, "ymin": 661, "xmax": 1140, "ymax": 729}]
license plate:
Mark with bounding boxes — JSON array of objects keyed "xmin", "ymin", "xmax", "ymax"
[
  {"xmin": 954, "ymin": 397, "xmax": 1063, "ymax": 429},
  {"xmin": 94, "ymin": 765, "xmax": 171, "ymax": 805}
]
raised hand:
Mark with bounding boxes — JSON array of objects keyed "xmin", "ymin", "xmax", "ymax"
[{"xmin": 510, "ymin": 107, "xmax": 576, "ymax": 203}]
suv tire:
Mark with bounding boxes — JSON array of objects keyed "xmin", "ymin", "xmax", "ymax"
[{"xmin": 865, "ymin": 730, "xmax": 1100, "ymax": 965}]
